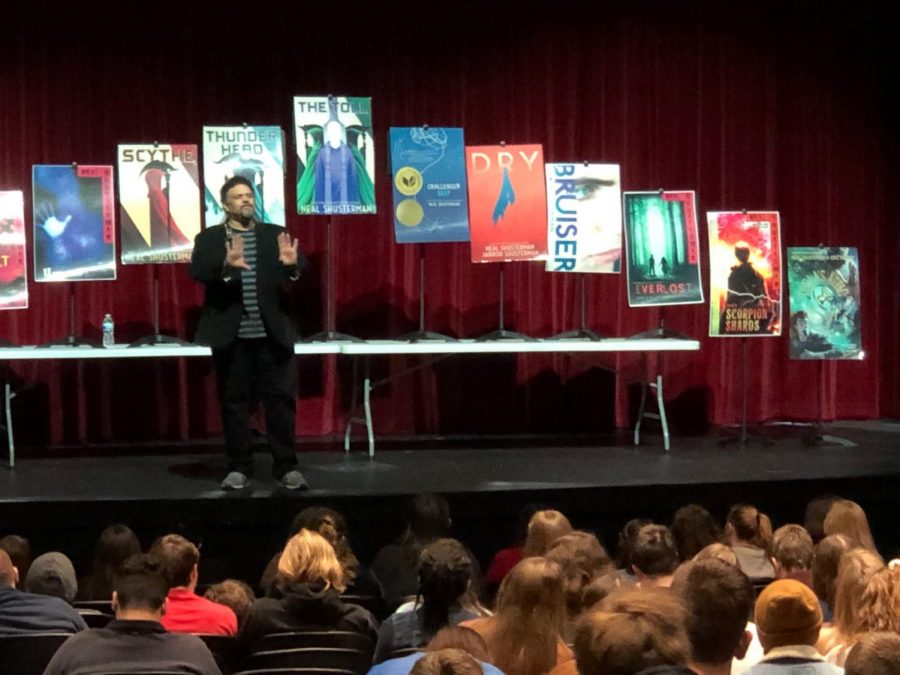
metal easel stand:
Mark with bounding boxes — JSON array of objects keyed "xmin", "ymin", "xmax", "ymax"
[
  {"xmin": 718, "ymin": 337, "xmax": 773, "ymax": 448},
  {"xmin": 477, "ymin": 263, "xmax": 536, "ymax": 341},
  {"xmin": 40, "ymin": 284, "xmax": 101, "ymax": 348},
  {"xmin": 801, "ymin": 359, "xmax": 856, "ymax": 447},
  {"xmin": 398, "ymin": 245, "xmax": 456, "ymax": 343},
  {"xmin": 2, "ymin": 376, "xmax": 14, "ymax": 467},
  {"xmin": 130, "ymin": 270, "xmax": 192, "ymax": 346},
  {"xmin": 549, "ymin": 274, "xmax": 602, "ymax": 341}
]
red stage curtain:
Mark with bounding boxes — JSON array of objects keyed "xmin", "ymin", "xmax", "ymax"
[{"xmin": 0, "ymin": 2, "xmax": 897, "ymax": 447}]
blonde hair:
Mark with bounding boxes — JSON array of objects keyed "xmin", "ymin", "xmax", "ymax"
[
  {"xmin": 824, "ymin": 500, "xmax": 878, "ymax": 553},
  {"xmin": 832, "ymin": 548, "xmax": 885, "ymax": 640},
  {"xmin": 277, "ymin": 529, "xmax": 346, "ymax": 592},
  {"xmin": 522, "ymin": 510, "xmax": 573, "ymax": 558},
  {"xmin": 693, "ymin": 543, "xmax": 741, "ymax": 570}
]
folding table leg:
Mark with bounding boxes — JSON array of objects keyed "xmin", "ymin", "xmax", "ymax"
[{"xmin": 5, "ymin": 382, "xmax": 14, "ymax": 467}]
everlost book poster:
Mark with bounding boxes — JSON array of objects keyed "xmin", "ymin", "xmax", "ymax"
[
  {"xmin": 0, "ymin": 190, "xmax": 28, "ymax": 309},
  {"xmin": 708, "ymin": 211, "xmax": 783, "ymax": 337},
  {"xmin": 389, "ymin": 126, "xmax": 469, "ymax": 243},
  {"xmin": 622, "ymin": 191, "xmax": 704, "ymax": 305},
  {"xmin": 787, "ymin": 247, "xmax": 862, "ymax": 359},
  {"xmin": 32, "ymin": 165, "xmax": 117, "ymax": 282},
  {"xmin": 546, "ymin": 163, "xmax": 622, "ymax": 273},
  {"xmin": 118, "ymin": 144, "xmax": 201, "ymax": 264},
  {"xmin": 294, "ymin": 96, "xmax": 376, "ymax": 215},
  {"xmin": 202, "ymin": 126, "xmax": 285, "ymax": 226},
  {"xmin": 466, "ymin": 144, "xmax": 548, "ymax": 263}
]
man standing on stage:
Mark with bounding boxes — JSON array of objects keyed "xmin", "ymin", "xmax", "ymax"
[{"xmin": 191, "ymin": 176, "xmax": 308, "ymax": 491}]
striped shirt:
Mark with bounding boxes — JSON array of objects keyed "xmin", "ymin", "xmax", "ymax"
[{"xmin": 228, "ymin": 226, "xmax": 266, "ymax": 339}]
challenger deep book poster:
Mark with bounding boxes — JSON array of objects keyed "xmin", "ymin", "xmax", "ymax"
[
  {"xmin": 466, "ymin": 144, "xmax": 547, "ymax": 263},
  {"xmin": 787, "ymin": 247, "xmax": 862, "ymax": 359},
  {"xmin": 622, "ymin": 191, "xmax": 703, "ymax": 306},
  {"xmin": 545, "ymin": 163, "xmax": 621, "ymax": 273},
  {"xmin": 202, "ymin": 125, "xmax": 285, "ymax": 227},
  {"xmin": 118, "ymin": 144, "xmax": 201, "ymax": 264},
  {"xmin": 294, "ymin": 96, "xmax": 376, "ymax": 215},
  {"xmin": 708, "ymin": 210, "xmax": 783, "ymax": 337},
  {"xmin": 0, "ymin": 190, "xmax": 28, "ymax": 309},
  {"xmin": 32, "ymin": 165, "xmax": 117, "ymax": 282},
  {"xmin": 389, "ymin": 126, "xmax": 469, "ymax": 243}
]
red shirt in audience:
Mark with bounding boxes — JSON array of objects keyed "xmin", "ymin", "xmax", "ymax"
[{"xmin": 161, "ymin": 587, "xmax": 237, "ymax": 636}]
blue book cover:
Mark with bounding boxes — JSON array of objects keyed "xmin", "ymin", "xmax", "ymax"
[{"xmin": 390, "ymin": 127, "xmax": 469, "ymax": 243}]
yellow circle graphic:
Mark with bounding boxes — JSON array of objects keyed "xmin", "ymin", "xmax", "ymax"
[
  {"xmin": 396, "ymin": 199, "xmax": 424, "ymax": 227},
  {"xmin": 394, "ymin": 167, "xmax": 423, "ymax": 196}
]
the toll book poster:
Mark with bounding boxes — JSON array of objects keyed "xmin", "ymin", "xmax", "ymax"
[
  {"xmin": 466, "ymin": 144, "xmax": 547, "ymax": 263},
  {"xmin": 623, "ymin": 191, "xmax": 704, "ymax": 306},
  {"xmin": 787, "ymin": 247, "xmax": 862, "ymax": 359},
  {"xmin": 708, "ymin": 210, "xmax": 782, "ymax": 337},
  {"xmin": 118, "ymin": 144, "xmax": 201, "ymax": 264},
  {"xmin": 294, "ymin": 96, "xmax": 376, "ymax": 215},
  {"xmin": 202, "ymin": 125, "xmax": 285, "ymax": 226},
  {"xmin": 32, "ymin": 165, "xmax": 117, "ymax": 282},
  {"xmin": 389, "ymin": 126, "xmax": 468, "ymax": 243},
  {"xmin": 0, "ymin": 191, "xmax": 28, "ymax": 309},
  {"xmin": 545, "ymin": 163, "xmax": 622, "ymax": 273}
]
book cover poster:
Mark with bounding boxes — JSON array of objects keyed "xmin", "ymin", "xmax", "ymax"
[
  {"xmin": 202, "ymin": 126, "xmax": 285, "ymax": 226},
  {"xmin": 294, "ymin": 96, "xmax": 376, "ymax": 215},
  {"xmin": 787, "ymin": 247, "xmax": 862, "ymax": 359},
  {"xmin": 0, "ymin": 190, "xmax": 28, "ymax": 309},
  {"xmin": 32, "ymin": 165, "xmax": 117, "ymax": 282},
  {"xmin": 546, "ymin": 163, "xmax": 622, "ymax": 273},
  {"xmin": 118, "ymin": 144, "xmax": 201, "ymax": 264},
  {"xmin": 623, "ymin": 191, "xmax": 703, "ymax": 305},
  {"xmin": 466, "ymin": 144, "xmax": 548, "ymax": 263},
  {"xmin": 389, "ymin": 126, "xmax": 469, "ymax": 243},
  {"xmin": 708, "ymin": 211, "xmax": 782, "ymax": 337}
]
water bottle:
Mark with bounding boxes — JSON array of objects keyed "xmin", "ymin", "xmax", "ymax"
[{"xmin": 102, "ymin": 313, "xmax": 115, "ymax": 348}]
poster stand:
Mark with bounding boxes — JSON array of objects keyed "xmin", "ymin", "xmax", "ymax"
[
  {"xmin": 40, "ymin": 284, "xmax": 100, "ymax": 347},
  {"xmin": 719, "ymin": 337, "xmax": 772, "ymax": 447},
  {"xmin": 802, "ymin": 360, "xmax": 856, "ymax": 447},
  {"xmin": 399, "ymin": 245, "xmax": 455, "ymax": 342},
  {"xmin": 477, "ymin": 263, "xmax": 535, "ymax": 341},
  {"xmin": 628, "ymin": 308, "xmax": 688, "ymax": 340},
  {"xmin": 549, "ymin": 275, "xmax": 602, "ymax": 341},
  {"xmin": 130, "ymin": 269, "xmax": 192, "ymax": 347},
  {"xmin": 304, "ymin": 216, "xmax": 362, "ymax": 342}
]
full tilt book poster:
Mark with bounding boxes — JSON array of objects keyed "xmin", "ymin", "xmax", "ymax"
[
  {"xmin": 0, "ymin": 191, "xmax": 28, "ymax": 309},
  {"xmin": 787, "ymin": 247, "xmax": 862, "ymax": 359},
  {"xmin": 708, "ymin": 211, "xmax": 782, "ymax": 337},
  {"xmin": 294, "ymin": 96, "xmax": 376, "ymax": 215},
  {"xmin": 389, "ymin": 127, "xmax": 469, "ymax": 243},
  {"xmin": 622, "ymin": 191, "xmax": 703, "ymax": 305},
  {"xmin": 118, "ymin": 144, "xmax": 201, "ymax": 264},
  {"xmin": 466, "ymin": 144, "xmax": 548, "ymax": 263},
  {"xmin": 32, "ymin": 165, "xmax": 116, "ymax": 282},
  {"xmin": 202, "ymin": 126, "xmax": 285, "ymax": 226},
  {"xmin": 545, "ymin": 163, "xmax": 622, "ymax": 273}
]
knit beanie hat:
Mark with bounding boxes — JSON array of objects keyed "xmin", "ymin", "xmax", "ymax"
[
  {"xmin": 25, "ymin": 552, "xmax": 78, "ymax": 603},
  {"xmin": 754, "ymin": 578, "xmax": 822, "ymax": 650}
]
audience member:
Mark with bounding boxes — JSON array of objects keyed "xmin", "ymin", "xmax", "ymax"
[
  {"xmin": 24, "ymin": 551, "xmax": 78, "ymax": 603},
  {"xmin": 522, "ymin": 509, "xmax": 573, "ymax": 558},
  {"xmin": 615, "ymin": 517, "xmax": 652, "ymax": 580},
  {"xmin": 671, "ymin": 505, "xmax": 722, "ymax": 562},
  {"xmin": 811, "ymin": 534, "xmax": 855, "ymax": 622},
  {"xmin": 693, "ymin": 543, "xmax": 741, "ymax": 569},
  {"xmin": 844, "ymin": 632, "xmax": 900, "ymax": 675},
  {"xmin": 804, "ymin": 496, "xmax": 841, "ymax": 544},
  {"xmin": 149, "ymin": 534, "xmax": 237, "ymax": 636},
  {"xmin": 204, "ymin": 579, "xmax": 256, "ymax": 628},
  {"xmin": 411, "ymin": 648, "xmax": 483, "ymax": 675},
  {"xmin": 79, "ymin": 524, "xmax": 142, "ymax": 601},
  {"xmin": 823, "ymin": 500, "xmax": 878, "ymax": 554},
  {"xmin": 770, "ymin": 525, "xmax": 814, "ymax": 589},
  {"xmin": 726, "ymin": 505, "xmax": 775, "ymax": 580},
  {"xmin": 483, "ymin": 503, "xmax": 545, "ymax": 597},
  {"xmin": 858, "ymin": 565, "xmax": 900, "ymax": 633},
  {"xmin": 581, "ymin": 571, "xmax": 628, "ymax": 609},
  {"xmin": 0, "ymin": 548, "xmax": 86, "ymax": 634},
  {"xmin": 42, "ymin": 553, "xmax": 221, "ymax": 675},
  {"xmin": 0, "ymin": 534, "xmax": 32, "ymax": 583},
  {"xmin": 545, "ymin": 531, "xmax": 613, "ymax": 635},
  {"xmin": 631, "ymin": 524, "xmax": 679, "ymax": 588},
  {"xmin": 368, "ymin": 625, "xmax": 503, "ymax": 675}
]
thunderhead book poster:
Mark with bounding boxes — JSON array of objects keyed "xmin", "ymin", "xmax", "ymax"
[
  {"xmin": 389, "ymin": 126, "xmax": 469, "ymax": 243},
  {"xmin": 466, "ymin": 144, "xmax": 548, "ymax": 263},
  {"xmin": 787, "ymin": 247, "xmax": 862, "ymax": 359},
  {"xmin": 546, "ymin": 163, "xmax": 622, "ymax": 273},
  {"xmin": 0, "ymin": 190, "xmax": 28, "ymax": 309},
  {"xmin": 202, "ymin": 125, "xmax": 285, "ymax": 227},
  {"xmin": 32, "ymin": 165, "xmax": 117, "ymax": 282},
  {"xmin": 294, "ymin": 96, "xmax": 376, "ymax": 215},
  {"xmin": 622, "ymin": 191, "xmax": 703, "ymax": 305},
  {"xmin": 118, "ymin": 144, "xmax": 201, "ymax": 264},
  {"xmin": 708, "ymin": 211, "xmax": 782, "ymax": 337}
]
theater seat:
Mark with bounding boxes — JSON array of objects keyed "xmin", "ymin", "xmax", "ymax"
[{"xmin": 0, "ymin": 633, "xmax": 72, "ymax": 675}]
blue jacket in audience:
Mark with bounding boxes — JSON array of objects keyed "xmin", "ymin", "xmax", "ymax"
[{"xmin": 0, "ymin": 585, "xmax": 87, "ymax": 634}]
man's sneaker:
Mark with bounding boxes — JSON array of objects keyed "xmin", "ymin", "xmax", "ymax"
[
  {"xmin": 279, "ymin": 470, "xmax": 308, "ymax": 491},
  {"xmin": 221, "ymin": 471, "xmax": 249, "ymax": 490}
]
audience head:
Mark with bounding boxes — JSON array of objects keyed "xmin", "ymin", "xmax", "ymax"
[
  {"xmin": 290, "ymin": 506, "xmax": 360, "ymax": 583},
  {"xmin": 631, "ymin": 524, "xmax": 679, "ymax": 585},
  {"xmin": 692, "ymin": 543, "xmax": 741, "ymax": 569},
  {"xmin": 726, "ymin": 504, "xmax": 768, "ymax": 549},
  {"xmin": 812, "ymin": 534, "xmax": 855, "ymax": 608},
  {"xmin": 832, "ymin": 548, "xmax": 885, "ymax": 639},
  {"xmin": 858, "ymin": 565, "xmax": 900, "ymax": 633},
  {"xmin": 771, "ymin": 524, "xmax": 814, "ymax": 575},
  {"xmin": 573, "ymin": 586, "xmax": 691, "ymax": 675},
  {"xmin": 411, "ymin": 649, "xmax": 483, "ymax": 675},
  {"xmin": 84, "ymin": 524, "xmax": 141, "ymax": 600},
  {"xmin": 671, "ymin": 559, "xmax": 754, "ymax": 667},
  {"xmin": 426, "ymin": 626, "xmax": 491, "ymax": 663},
  {"xmin": 149, "ymin": 534, "xmax": 200, "ymax": 590},
  {"xmin": 582, "ymin": 572, "xmax": 628, "ymax": 609},
  {"xmin": 204, "ymin": 579, "xmax": 255, "ymax": 627},
  {"xmin": 616, "ymin": 517, "xmax": 651, "ymax": 570},
  {"xmin": 804, "ymin": 495, "xmax": 840, "ymax": 544},
  {"xmin": 0, "ymin": 549, "xmax": 19, "ymax": 588},
  {"xmin": 522, "ymin": 509, "xmax": 573, "ymax": 558},
  {"xmin": 754, "ymin": 579, "xmax": 822, "ymax": 651},
  {"xmin": 408, "ymin": 494, "xmax": 453, "ymax": 542},
  {"xmin": 824, "ymin": 499, "xmax": 877, "ymax": 553},
  {"xmin": 0, "ymin": 534, "xmax": 31, "ymax": 583},
  {"xmin": 24, "ymin": 552, "xmax": 78, "ymax": 602},
  {"xmin": 417, "ymin": 538, "xmax": 474, "ymax": 635},
  {"xmin": 113, "ymin": 554, "xmax": 169, "ymax": 615},
  {"xmin": 844, "ymin": 632, "xmax": 900, "ymax": 675},
  {"xmin": 277, "ymin": 528, "xmax": 346, "ymax": 592},
  {"xmin": 671, "ymin": 505, "xmax": 722, "ymax": 561},
  {"xmin": 545, "ymin": 531, "xmax": 613, "ymax": 617}
]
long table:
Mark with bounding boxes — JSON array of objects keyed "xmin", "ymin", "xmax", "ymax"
[{"xmin": 1, "ymin": 338, "xmax": 699, "ymax": 465}]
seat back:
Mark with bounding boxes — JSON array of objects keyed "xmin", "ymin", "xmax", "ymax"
[
  {"xmin": 196, "ymin": 633, "xmax": 240, "ymax": 675},
  {"xmin": 77, "ymin": 610, "xmax": 114, "ymax": 628},
  {"xmin": 244, "ymin": 647, "xmax": 371, "ymax": 675},
  {"xmin": 73, "ymin": 600, "xmax": 114, "ymax": 614},
  {"xmin": 0, "ymin": 633, "xmax": 72, "ymax": 675},
  {"xmin": 235, "ymin": 669, "xmax": 356, "ymax": 675},
  {"xmin": 251, "ymin": 631, "xmax": 373, "ymax": 656}
]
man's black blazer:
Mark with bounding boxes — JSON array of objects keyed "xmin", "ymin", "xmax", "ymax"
[{"xmin": 190, "ymin": 222, "xmax": 307, "ymax": 349}]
